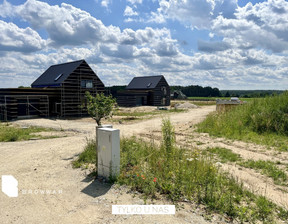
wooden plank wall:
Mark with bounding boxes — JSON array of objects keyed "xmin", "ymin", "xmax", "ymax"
[
  {"xmin": 116, "ymin": 91, "xmax": 148, "ymax": 107},
  {"xmin": 0, "ymin": 88, "xmax": 60, "ymax": 121},
  {"xmin": 153, "ymin": 77, "xmax": 170, "ymax": 106},
  {"xmin": 61, "ymin": 61, "xmax": 105, "ymax": 117},
  {"xmin": 116, "ymin": 77, "xmax": 171, "ymax": 107}
]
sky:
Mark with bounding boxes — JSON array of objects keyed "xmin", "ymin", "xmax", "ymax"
[{"xmin": 0, "ymin": 0, "xmax": 288, "ymax": 90}]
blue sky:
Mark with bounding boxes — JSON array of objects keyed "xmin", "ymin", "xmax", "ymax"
[{"xmin": 0, "ymin": 0, "xmax": 288, "ymax": 90}]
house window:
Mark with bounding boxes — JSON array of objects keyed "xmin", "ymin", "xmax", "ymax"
[
  {"xmin": 161, "ymin": 86, "xmax": 167, "ymax": 95},
  {"xmin": 81, "ymin": 80, "xmax": 93, "ymax": 88},
  {"xmin": 54, "ymin": 73, "xmax": 63, "ymax": 81}
]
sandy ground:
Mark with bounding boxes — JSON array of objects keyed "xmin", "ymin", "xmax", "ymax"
[
  {"xmin": 1, "ymin": 104, "xmax": 288, "ymax": 223},
  {"xmin": 0, "ymin": 106, "xmax": 215, "ymax": 224}
]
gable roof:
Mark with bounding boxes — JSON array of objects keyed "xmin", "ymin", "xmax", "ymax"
[
  {"xmin": 126, "ymin": 75, "xmax": 165, "ymax": 90},
  {"xmin": 31, "ymin": 60, "xmax": 85, "ymax": 88}
]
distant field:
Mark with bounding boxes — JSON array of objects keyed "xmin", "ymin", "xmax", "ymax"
[{"xmin": 187, "ymin": 97, "xmax": 258, "ymax": 102}]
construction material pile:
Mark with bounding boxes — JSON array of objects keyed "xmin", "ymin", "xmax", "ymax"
[{"xmin": 174, "ymin": 102, "xmax": 198, "ymax": 109}]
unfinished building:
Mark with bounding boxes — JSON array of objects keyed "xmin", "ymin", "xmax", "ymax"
[
  {"xmin": 0, "ymin": 60, "xmax": 104, "ymax": 121},
  {"xmin": 117, "ymin": 75, "xmax": 170, "ymax": 107}
]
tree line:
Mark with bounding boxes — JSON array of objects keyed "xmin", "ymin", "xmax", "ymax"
[
  {"xmin": 171, "ymin": 85, "xmax": 221, "ymax": 97},
  {"xmin": 220, "ymin": 90, "xmax": 284, "ymax": 98},
  {"xmin": 105, "ymin": 85, "xmax": 283, "ymax": 98}
]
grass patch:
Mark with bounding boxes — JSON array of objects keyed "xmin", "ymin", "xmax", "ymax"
[
  {"xmin": 0, "ymin": 122, "xmax": 54, "ymax": 142},
  {"xmin": 205, "ymin": 147, "xmax": 242, "ymax": 163},
  {"xmin": 72, "ymin": 138, "xmax": 96, "ymax": 168},
  {"xmin": 197, "ymin": 92, "xmax": 288, "ymax": 151},
  {"xmin": 114, "ymin": 108, "xmax": 185, "ymax": 117},
  {"xmin": 240, "ymin": 160, "xmax": 287, "ymax": 185},
  {"xmin": 111, "ymin": 108, "xmax": 186, "ymax": 124},
  {"xmin": 205, "ymin": 148, "xmax": 287, "ymax": 186},
  {"xmin": 74, "ymin": 119, "xmax": 288, "ymax": 222},
  {"xmin": 117, "ymin": 119, "xmax": 287, "ymax": 223}
]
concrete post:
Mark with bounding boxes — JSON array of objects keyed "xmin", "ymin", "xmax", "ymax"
[{"xmin": 97, "ymin": 127, "xmax": 120, "ymax": 179}]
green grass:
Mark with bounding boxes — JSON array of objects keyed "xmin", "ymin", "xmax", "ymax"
[
  {"xmin": 111, "ymin": 108, "xmax": 186, "ymax": 123},
  {"xmin": 114, "ymin": 108, "xmax": 185, "ymax": 117},
  {"xmin": 0, "ymin": 122, "xmax": 54, "ymax": 142},
  {"xmin": 204, "ymin": 147, "xmax": 287, "ymax": 186},
  {"xmin": 184, "ymin": 97, "xmax": 256, "ymax": 106},
  {"xmin": 117, "ymin": 119, "xmax": 287, "ymax": 222},
  {"xmin": 240, "ymin": 160, "xmax": 287, "ymax": 186},
  {"xmin": 74, "ymin": 119, "xmax": 288, "ymax": 222},
  {"xmin": 72, "ymin": 138, "xmax": 96, "ymax": 168},
  {"xmin": 205, "ymin": 147, "xmax": 242, "ymax": 163},
  {"xmin": 197, "ymin": 92, "xmax": 288, "ymax": 151},
  {"xmin": 187, "ymin": 97, "xmax": 257, "ymax": 102}
]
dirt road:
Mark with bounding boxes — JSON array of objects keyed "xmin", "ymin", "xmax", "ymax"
[
  {"xmin": 0, "ymin": 106, "xmax": 215, "ymax": 224},
  {"xmin": 1, "ymin": 104, "xmax": 287, "ymax": 223}
]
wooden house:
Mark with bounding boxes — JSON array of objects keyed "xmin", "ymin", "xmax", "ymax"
[
  {"xmin": 117, "ymin": 75, "xmax": 170, "ymax": 107},
  {"xmin": 31, "ymin": 59, "xmax": 104, "ymax": 117},
  {"xmin": 0, "ymin": 60, "xmax": 104, "ymax": 121}
]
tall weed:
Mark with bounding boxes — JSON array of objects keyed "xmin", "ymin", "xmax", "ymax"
[
  {"xmin": 75, "ymin": 119, "xmax": 287, "ymax": 222},
  {"xmin": 198, "ymin": 92, "xmax": 288, "ymax": 150},
  {"xmin": 117, "ymin": 118, "xmax": 286, "ymax": 222}
]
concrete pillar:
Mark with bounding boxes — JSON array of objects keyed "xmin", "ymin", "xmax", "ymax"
[{"xmin": 97, "ymin": 128, "xmax": 120, "ymax": 179}]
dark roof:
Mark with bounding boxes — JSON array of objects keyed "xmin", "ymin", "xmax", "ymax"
[
  {"xmin": 31, "ymin": 60, "xmax": 85, "ymax": 88},
  {"xmin": 126, "ymin": 75, "xmax": 164, "ymax": 90}
]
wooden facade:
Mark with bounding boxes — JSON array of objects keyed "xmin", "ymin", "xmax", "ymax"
[
  {"xmin": 0, "ymin": 60, "xmax": 104, "ymax": 121},
  {"xmin": 117, "ymin": 75, "xmax": 170, "ymax": 107},
  {"xmin": 0, "ymin": 88, "xmax": 60, "ymax": 121},
  {"xmin": 56, "ymin": 62, "xmax": 104, "ymax": 117}
]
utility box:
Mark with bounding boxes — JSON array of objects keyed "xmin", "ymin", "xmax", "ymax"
[{"xmin": 97, "ymin": 128, "xmax": 120, "ymax": 179}]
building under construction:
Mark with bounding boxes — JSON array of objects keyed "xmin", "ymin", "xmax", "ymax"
[
  {"xmin": 0, "ymin": 60, "xmax": 105, "ymax": 121},
  {"xmin": 117, "ymin": 75, "xmax": 170, "ymax": 107}
]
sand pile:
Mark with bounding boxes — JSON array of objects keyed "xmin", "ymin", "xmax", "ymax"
[{"xmin": 175, "ymin": 102, "xmax": 198, "ymax": 109}]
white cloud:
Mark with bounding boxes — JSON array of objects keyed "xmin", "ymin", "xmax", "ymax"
[
  {"xmin": 127, "ymin": 0, "xmax": 143, "ymax": 5},
  {"xmin": 1, "ymin": 44, "xmax": 288, "ymax": 89},
  {"xmin": 0, "ymin": 0, "xmax": 15, "ymax": 17},
  {"xmin": 0, "ymin": 20, "xmax": 46, "ymax": 52},
  {"xmin": 0, "ymin": 0, "xmax": 288, "ymax": 90},
  {"xmin": 212, "ymin": 0, "xmax": 288, "ymax": 53},
  {"xmin": 124, "ymin": 6, "xmax": 138, "ymax": 16},
  {"xmin": 149, "ymin": 0, "xmax": 238, "ymax": 29},
  {"xmin": 101, "ymin": 0, "xmax": 111, "ymax": 8},
  {"xmin": 198, "ymin": 40, "xmax": 231, "ymax": 52},
  {"xmin": 0, "ymin": 0, "xmax": 120, "ymax": 46},
  {"xmin": 0, "ymin": 0, "xmax": 176, "ymax": 50}
]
